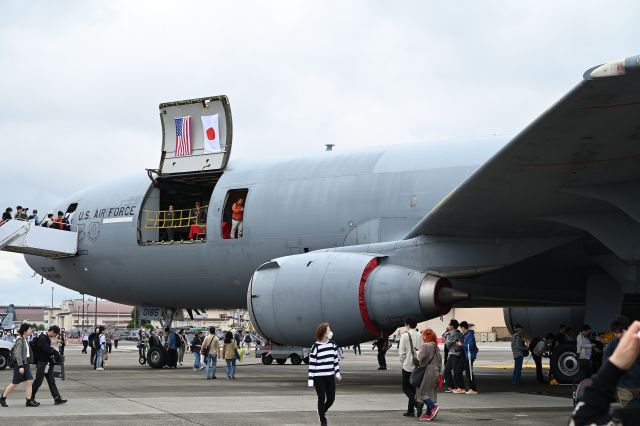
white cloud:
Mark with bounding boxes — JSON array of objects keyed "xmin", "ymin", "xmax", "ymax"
[{"xmin": 0, "ymin": 252, "xmax": 22, "ymax": 281}]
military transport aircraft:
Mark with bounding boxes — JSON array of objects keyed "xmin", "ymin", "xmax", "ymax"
[{"xmin": 1, "ymin": 55, "xmax": 640, "ymax": 382}]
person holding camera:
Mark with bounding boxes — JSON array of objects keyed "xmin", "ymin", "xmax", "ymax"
[
  {"xmin": 571, "ymin": 321, "xmax": 640, "ymax": 425},
  {"xmin": 31, "ymin": 325, "xmax": 67, "ymax": 406}
]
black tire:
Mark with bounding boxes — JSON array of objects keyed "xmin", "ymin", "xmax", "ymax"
[
  {"xmin": 139, "ymin": 356, "xmax": 147, "ymax": 365},
  {"xmin": 290, "ymin": 353, "xmax": 302, "ymax": 365},
  {"xmin": 303, "ymin": 356, "xmax": 310, "ymax": 365},
  {"xmin": 262, "ymin": 354, "xmax": 273, "ymax": 365},
  {"xmin": 276, "ymin": 358, "xmax": 287, "ymax": 365},
  {"xmin": 0, "ymin": 350, "xmax": 8, "ymax": 370},
  {"xmin": 550, "ymin": 342, "xmax": 579, "ymax": 384},
  {"xmin": 147, "ymin": 345, "xmax": 165, "ymax": 369}
]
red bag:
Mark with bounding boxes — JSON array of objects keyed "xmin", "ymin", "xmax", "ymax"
[{"xmin": 437, "ymin": 374, "xmax": 444, "ymax": 389}]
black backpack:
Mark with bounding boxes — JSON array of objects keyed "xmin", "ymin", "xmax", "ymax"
[
  {"xmin": 176, "ymin": 334, "xmax": 184, "ymax": 348},
  {"xmin": 29, "ymin": 335, "xmax": 40, "ymax": 365}
]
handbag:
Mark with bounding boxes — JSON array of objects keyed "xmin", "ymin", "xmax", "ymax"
[{"xmin": 410, "ymin": 366, "xmax": 426, "ymax": 387}]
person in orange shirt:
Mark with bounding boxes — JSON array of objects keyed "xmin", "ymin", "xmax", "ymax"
[{"xmin": 231, "ymin": 198, "xmax": 244, "ymax": 239}]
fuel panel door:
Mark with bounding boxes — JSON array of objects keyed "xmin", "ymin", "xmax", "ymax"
[{"xmin": 158, "ymin": 95, "xmax": 232, "ymax": 175}]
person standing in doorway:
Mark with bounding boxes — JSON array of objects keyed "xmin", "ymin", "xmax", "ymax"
[
  {"xmin": 0, "ymin": 324, "xmax": 37, "ymax": 407},
  {"xmin": 307, "ymin": 323, "xmax": 342, "ymax": 426},
  {"xmin": 399, "ymin": 317, "xmax": 422, "ymax": 417},
  {"xmin": 223, "ymin": 331, "xmax": 238, "ymax": 379},
  {"xmin": 230, "ymin": 198, "xmax": 244, "ymax": 239},
  {"xmin": 511, "ymin": 324, "xmax": 527, "ymax": 385},
  {"xmin": 31, "ymin": 325, "xmax": 67, "ymax": 405}
]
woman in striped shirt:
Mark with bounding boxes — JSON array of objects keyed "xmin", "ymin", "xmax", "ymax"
[{"xmin": 308, "ymin": 323, "xmax": 342, "ymax": 426}]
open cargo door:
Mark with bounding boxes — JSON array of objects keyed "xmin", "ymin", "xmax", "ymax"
[{"xmin": 158, "ymin": 95, "xmax": 232, "ymax": 175}]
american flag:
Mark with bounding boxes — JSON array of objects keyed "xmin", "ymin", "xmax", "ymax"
[{"xmin": 175, "ymin": 116, "xmax": 192, "ymax": 156}]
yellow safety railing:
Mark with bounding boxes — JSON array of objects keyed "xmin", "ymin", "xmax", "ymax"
[{"xmin": 143, "ymin": 206, "xmax": 208, "ymax": 229}]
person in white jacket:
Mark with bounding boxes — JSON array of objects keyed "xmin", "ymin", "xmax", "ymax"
[{"xmin": 398, "ymin": 317, "xmax": 422, "ymax": 417}]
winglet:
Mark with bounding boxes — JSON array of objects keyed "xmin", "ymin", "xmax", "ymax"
[{"xmin": 584, "ymin": 55, "xmax": 640, "ymax": 80}]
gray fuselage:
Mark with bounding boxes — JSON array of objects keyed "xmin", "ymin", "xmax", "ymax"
[{"xmin": 25, "ymin": 139, "xmax": 504, "ymax": 308}]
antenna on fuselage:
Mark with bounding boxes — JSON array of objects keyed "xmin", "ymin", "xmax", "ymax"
[{"xmin": 325, "ymin": 144, "xmax": 335, "ymax": 151}]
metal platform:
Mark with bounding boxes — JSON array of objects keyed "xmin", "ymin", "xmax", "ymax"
[{"xmin": 0, "ymin": 220, "xmax": 77, "ymax": 258}]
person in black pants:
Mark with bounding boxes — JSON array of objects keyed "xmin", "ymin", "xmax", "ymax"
[
  {"xmin": 372, "ymin": 337, "xmax": 389, "ymax": 369},
  {"xmin": 308, "ymin": 323, "xmax": 342, "ymax": 426},
  {"xmin": 353, "ymin": 343, "xmax": 361, "ymax": 355},
  {"xmin": 30, "ymin": 325, "xmax": 67, "ymax": 406},
  {"xmin": 443, "ymin": 319, "xmax": 464, "ymax": 392}
]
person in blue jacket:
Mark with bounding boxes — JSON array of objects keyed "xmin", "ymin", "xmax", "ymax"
[{"xmin": 456, "ymin": 321, "xmax": 479, "ymax": 394}]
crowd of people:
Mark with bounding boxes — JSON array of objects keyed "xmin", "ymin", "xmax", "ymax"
[{"xmin": 1, "ymin": 205, "xmax": 74, "ymax": 230}]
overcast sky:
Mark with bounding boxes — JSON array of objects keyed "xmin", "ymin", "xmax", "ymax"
[{"xmin": 1, "ymin": 1, "xmax": 639, "ymax": 307}]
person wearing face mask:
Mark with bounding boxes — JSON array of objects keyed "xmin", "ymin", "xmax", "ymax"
[{"xmin": 308, "ymin": 323, "xmax": 342, "ymax": 426}]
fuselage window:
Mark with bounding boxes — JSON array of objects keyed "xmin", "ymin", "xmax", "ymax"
[{"xmin": 222, "ymin": 189, "xmax": 248, "ymax": 239}]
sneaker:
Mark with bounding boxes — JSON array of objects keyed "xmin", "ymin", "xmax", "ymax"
[
  {"xmin": 452, "ymin": 388, "xmax": 466, "ymax": 394},
  {"xmin": 200, "ymin": 366, "xmax": 205, "ymax": 371},
  {"xmin": 550, "ymin": 378, "xmax": 559, "ymax": 385},
  {"xmin": 444, "ymin": 387, "xmax": 454, "ymax": 393},
  {"xmin": 402, "ymin": 411, "xmax": 415, "ymax": 417},
  {"xmin": 54, "ymin": 398, "xmax": 68, "ymax": 405},
  {"xmin": 419, "ymin": 413, "xmax": 433, "ymax": 421},
  {"xmin": 96, "ymin": 367, "xmax": 104, "ymax": 371},
  {"xmin": 465, "ymin": 389, "xmax": 478, "ymax": 395},
  {"xmin": 430, "ymin": 405, "xmax": 439, "ymax": 420}
]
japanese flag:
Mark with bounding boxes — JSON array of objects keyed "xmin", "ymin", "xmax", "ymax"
[{"xmin": 201, "ymin": 114, "xmax": 221, "ymax": 153}]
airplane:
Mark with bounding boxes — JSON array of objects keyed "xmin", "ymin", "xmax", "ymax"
[{"xmin": 1, "ymin": 54, "xmax": 639, "ymax": 382}]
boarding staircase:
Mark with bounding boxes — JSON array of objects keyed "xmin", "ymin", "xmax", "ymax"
[{"xmin": 0, "ymin": 220, "xmax": 77, "ymax": 258}]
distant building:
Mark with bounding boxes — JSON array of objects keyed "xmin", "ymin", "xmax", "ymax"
[
  {"xmin": 0, "ymin": 305, "xmax": 48, "ymax": 328},
  {"xmin": 48, "ymin": 299, "xmax": 134, "ymax": 330}
]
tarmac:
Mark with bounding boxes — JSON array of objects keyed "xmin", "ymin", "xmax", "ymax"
[{"xmin": 0, "ymin": 341, "xmax": 575, "ymax": 425}]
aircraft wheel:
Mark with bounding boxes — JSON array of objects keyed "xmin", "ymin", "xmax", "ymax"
[
  {"xmin": 0, "ymin": 350, "xmax": 8, "ymax": 370},
  {"xmin": 147, "ymin": 346, "xmax": 165, "ymax": 369},
  {"xmin": 139, "ymin": 356, "xmax": 147, "ymax": 365},
  {"xmin": 261, "ymin": 354, "xmax": 273, "ymax": 365},
  {"xmin": 276, "ymin": 358, "xmax": 287, "ymax": 365},
  {"xmin": 303, "ymin": 356, "xmax": 310, "ymax": 365},
  {"xmin": 550, "ymin": 343, "xmax": 579, "ymax": 384},
  {"xmin": 290, "ymin": 354, "xmax": 302, "ymax": 365}
]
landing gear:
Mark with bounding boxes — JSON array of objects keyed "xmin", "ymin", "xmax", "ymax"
[
  {"xmin": 147, "ymin": 346, "xmax": 165, "ymax": 369},
  {"xmin": 290, "ymin": 353, "xmax": 302, "ymax": 365},
  {"xmin": 139, "ymin": 355, "xmax": 147, "ymax": 365},
  {"xmin": 550, "ymin": 343, "xmax": 579, "ymax": 384},
  {"xmin": 276, "ymin": 358, "xmax": 287, "ymax": 365},
  {"xmin": 261, "ymin": 354, "xmax": 273, "ymax": 365}
]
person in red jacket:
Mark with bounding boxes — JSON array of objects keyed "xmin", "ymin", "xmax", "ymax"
[{"xmin": 231, "ymin": 199, "xmax": 244, "ymax": 239}]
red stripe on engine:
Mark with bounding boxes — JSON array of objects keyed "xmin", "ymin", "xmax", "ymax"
[{"xmin": 358, "ymin": 258, "xmax": 380, "ymax": 337}]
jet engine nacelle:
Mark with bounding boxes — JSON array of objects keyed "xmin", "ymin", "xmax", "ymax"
[
  {"xmin": 247, "ymin": 252, "xmax": 468, "ymax": 346},
  {"xmin": 503, "ymin": 306, "xmax": 586, "ymax": 339}
]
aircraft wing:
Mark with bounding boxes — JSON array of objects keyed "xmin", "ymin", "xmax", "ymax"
[{"xmin": 406, "ymin": 55, "xmax": 640, "ymax": 258}]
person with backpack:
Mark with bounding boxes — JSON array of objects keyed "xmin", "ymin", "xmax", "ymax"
[
  {"xmin": 31, "ymin": 325, "xmax": 67, "ymax": 405},
  {"xmin": 457, "ymin": 321, "xmax": 479, "ymax": 394},
  {"xmin": 88, "ymin": 327, "xmax": 99, "ymax": 365},
  {"xmin": 0, "ymin": 324, "xmax": 38, "ymax": 407},
  {"xmin": 307, "ymin": 322, "xmax": 342, "ymax": 426},
  {"xmin": 190, "ymin": 330, "xmax": 203, "ymax": 372},
  {"xmin": 399, "ymin": 316, "xmax": 423, "ymax": 417}
]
